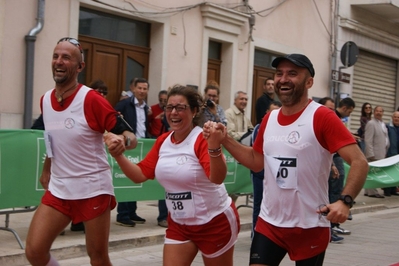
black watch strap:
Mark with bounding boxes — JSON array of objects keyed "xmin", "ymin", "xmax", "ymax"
[{"xmin": 339, "ymin": 195, "xmax": 354, "ymax": 208}]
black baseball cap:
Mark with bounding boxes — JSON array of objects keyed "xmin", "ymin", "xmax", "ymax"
[{"xmin": 272, "ymin": 54, "xmax": 315, "ymax": 77}]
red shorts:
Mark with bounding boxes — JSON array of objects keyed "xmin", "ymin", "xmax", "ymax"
[
  {"xmin": 256, "ymin": 218, "xmax": 330, "ymax": 260},
  {"xmin": 165, "ymin": 202, "xmax": 240, "ymax": 258},
  {"xmin": 41, "ymin": 190, "xmax": 116, "ymax": 224}
]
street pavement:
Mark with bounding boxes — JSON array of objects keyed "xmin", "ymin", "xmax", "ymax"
[{"xmin": 1, "ymin": 192, "xmax": 399, "ymax": 266}]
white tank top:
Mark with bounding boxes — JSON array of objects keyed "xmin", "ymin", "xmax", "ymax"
[
  {"xmin": 155, "ymin": 126, "xmax": 231, "ymax": 225},
  {"xmin": 43, "ymin": 85, "xmax": 114, "ymax": 200},
  {"xmin": 259, "ymin": 101, "xmax": 331, "ymax": 228}
]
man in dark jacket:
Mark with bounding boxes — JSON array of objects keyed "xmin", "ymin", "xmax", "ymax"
[
  {"xmin": 384, "ymin": 111, "xmax": 399, "ymax": 196},
  {"xmin": 114, "ymin": 78, "xmax": 150, "ymax": 227}
]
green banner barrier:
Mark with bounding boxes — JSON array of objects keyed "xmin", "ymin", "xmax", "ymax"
[
  {"xmin": 0, "ymin": 130, "xmax": 252, "ymax": 209},
  {"xmin": 344, "ymin": 155, "xmax": 399, "ymax": 188}
]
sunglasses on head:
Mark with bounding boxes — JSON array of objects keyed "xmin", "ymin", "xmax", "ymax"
[{"xmin": 57, "ymin": 37, "xmax": 84, "ymax": 61}]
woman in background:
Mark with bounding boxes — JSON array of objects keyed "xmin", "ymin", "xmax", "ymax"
[{"xmin": 359, "ymin": 102, "xmax": 373, "ymax": 152}]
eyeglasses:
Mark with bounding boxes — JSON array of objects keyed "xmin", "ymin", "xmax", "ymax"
[
  {"xmin": 165, "ymin": 104, "xmax": 190, "ymax": 113},
  {"xmin": 57, "ymin": 37, "xmax": 84, "ymax": 61}
]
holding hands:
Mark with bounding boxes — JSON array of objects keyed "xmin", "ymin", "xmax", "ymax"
[
  {"xmin": 104, "ymin": 133, "xmax": 126, "ymax": 157},
  {"xmin": 203, "ymin": 121, "xmax": 226, "ymax": 143}
]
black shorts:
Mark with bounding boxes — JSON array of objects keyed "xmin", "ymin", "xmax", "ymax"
[{"xmin": 249, "ymin": 231, "xmax": 326, "ymax": 266}]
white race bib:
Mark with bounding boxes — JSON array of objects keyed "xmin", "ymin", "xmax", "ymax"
[
  {"xmin": 267, "ymin": 155, "xmax": 298, "ymax": 189},
  {"xmin": 165, "ymin": 191, "xmax": 195, "ymax": 219}
]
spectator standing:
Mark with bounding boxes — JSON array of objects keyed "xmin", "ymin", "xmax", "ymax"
[
  {"xmin": 318, "ymin": 97, "xmax": 349, "ymax": 243},
  {"xmin": 201, "ymin": 82, "xmax": 228, "ymax": 127},
  {"xmin": 114, "ymin": 77, "xmax": 150, "ymax": 226},
  {"xmin": 251, "ymin": 101, "xmax": 281, "ymax": 237},
  {"xmin": 25, "ymin": 37, "xmax": 137, "ymax": 266},
  {"xmin": 148, "ymin": 90, "xmax": 169, "ymax": 138},
  {"xmin": 384, "ymin": 111, "xmax": 399, "ymax": 196},
  {"xmin": 105, "ymin": 85, "xmax": 240, "ymax": 265},
  {"xmin": 358, "ymin": 102, "xmax": 373, "ymax": 152},
  {"xmin": 148, "ymin": 89, "xmax": 170, "ymax": 228},
  {"xmin": 90, "ymin": 79, "xmax": 108, "ymax": 98},
  {"xmin": 364, "ymin": 106, "xmax": 389, "ymax": 198},
  {"xmin": 329, "ymin": 97, "xmax": 357, "ymax": 237},
  {"xmin": 225, "ymin": 91, "xmax": 254, "ymax": 141},
  {"xmin": 225, "ymin": 91, "xmax": 254, "ymax": 202},
  {"xmin": 255, "ymin": 78, "xmax": 275, "ymax": 124},
  {"xmin": 204, "ymin": 53, "xmax": 368, "ymax": 265}
]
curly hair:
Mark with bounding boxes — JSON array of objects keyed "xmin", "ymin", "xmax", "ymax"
[{"xmin": 167, "ymin": 85, "xmax": 204, "ymax": 127}]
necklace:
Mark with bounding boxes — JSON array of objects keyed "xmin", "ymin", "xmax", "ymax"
[
  {"xmin": 55, "ymin": 83, "xmax": 78, "ymax": 104},
  {"xmin": 171, "ymin": 133, "xmax": 183, "ymax": 144}
]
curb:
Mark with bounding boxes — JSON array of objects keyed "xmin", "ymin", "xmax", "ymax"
[
  {"xmin": 0, "ymin": 223, "xmax": 253, "ymax": 266},
  {"xmin": 351, "ymin": 203, "xmax": 399, "ymax": 215}
]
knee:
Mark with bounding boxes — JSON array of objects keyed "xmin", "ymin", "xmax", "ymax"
[{"xmin": 25, "ymin": 246, "xmax": 49, "ymax": 265}]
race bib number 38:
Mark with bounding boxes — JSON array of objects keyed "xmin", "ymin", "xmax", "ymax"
[{"xmin": 165, "ymin": 191, "xmax": 195, "ymax": 219}]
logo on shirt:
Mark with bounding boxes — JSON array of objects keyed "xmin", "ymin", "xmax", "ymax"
[
  {"xmin": 287, "ymin": 131, "xmax": 300, "ymax": 144},
  {"xmin": 176, "ymin": 155, "xmax": 188, "ymax": 165},
  {"xmin": 64, "ymin": 118, "xmax": 75, "ymax": 129}
]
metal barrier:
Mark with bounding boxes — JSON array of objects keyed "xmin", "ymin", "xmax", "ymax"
[
  {"xmin": 235, "ymin": 193, "xmax": 253, "ymax": 210},
  {"xmin": 0, "ymin": 206, "xmax": 37, "ymax": 249}
]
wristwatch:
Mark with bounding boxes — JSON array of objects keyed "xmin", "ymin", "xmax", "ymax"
[{"xmin": 339, "ymin": 195, "xmax": 354, "ymax": 208}]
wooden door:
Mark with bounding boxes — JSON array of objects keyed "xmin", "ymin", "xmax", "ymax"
[
  {"xmin": 207, "ymin": 58, "xmax": 221, "ymax": 86},
  {"xmin": 91, "ymin": 44, "xmax": 123, "ymax": 107},
  {"xmin": 79, "ymin": 36, "xmax": 150, "ymax": 107}
]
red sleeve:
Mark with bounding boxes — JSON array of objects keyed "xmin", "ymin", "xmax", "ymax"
[
  {"xmin": 252, "ymin": 106, "xmax": 357, "ymax": 155},
  {"xmin": 313, "ymin": 107, "xmax": 357, "ymax": 153},
  {"xmin": 194, "ymin": 133, "xmax": 212, "ymax": 178},
  {"xmin": 137, "ymin": 132, "xmax": 171, "ymax": 179},
  {"xmin": 84, "ymin": 90, "xmax": 118, "ymax": 133}
]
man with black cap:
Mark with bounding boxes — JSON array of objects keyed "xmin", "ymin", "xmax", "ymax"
[{"xmin": 203, "ymin": 53, "xmax": 368, "ymax": 265}]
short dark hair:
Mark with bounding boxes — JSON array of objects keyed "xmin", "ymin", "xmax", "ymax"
[
  {"xmin": 89, "ymin": 79, "xmax": 108, "ymax": 95},
  {"xmin": 318, "ymin": 97, "xmax": 335, "ymax": 106},
  {"xmin": 263, "ymin": 77, "xmax": 273, "ymax": 85},
  {"xmin": 130, "ymin": 78, "xmax": 149, "ymax": 89},
  {"xmin": 158, "ymin": 90, "xmax": 167, "ymax": 97},
  {"xmin": 204, "ymin": 84, "xmax": 220, "ymax": 95},
  {"xmin": 339, "ymin": 97, "xmax": 355, "ymax": 109}
]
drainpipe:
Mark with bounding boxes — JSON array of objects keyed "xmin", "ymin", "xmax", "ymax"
[
  {"xmin": 331, "ymin": 0, "xmax": 340, "ymax": 105},
  {"xmin": 24, "ymin": 0, "xmax": 45, "ymax": 128}
]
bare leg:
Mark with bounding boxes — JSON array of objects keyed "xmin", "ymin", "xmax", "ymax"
[
  {"xmin": 202, "ymin": 245, "xmax": 234, "ymax": 266},
  {"xmin": 84, "ymin": 207, "xmax": 112, "ymax": 266},
  {"xmin": 163, "ymin": 242, "xmax": 198, "ymax": 266},
  {"xmin": 25, "ymin": 204, "xmax": 70, "ymax": 266}
]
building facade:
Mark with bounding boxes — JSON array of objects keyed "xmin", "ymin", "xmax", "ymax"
[{"xmin": 0, "ymin": 0, "xmax": 398, "ymax": 130}]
